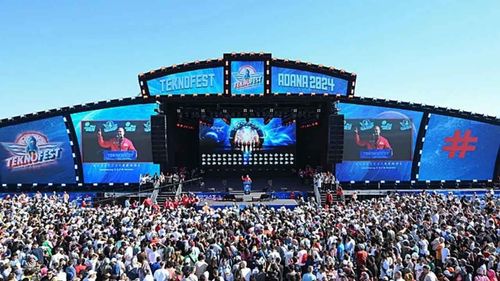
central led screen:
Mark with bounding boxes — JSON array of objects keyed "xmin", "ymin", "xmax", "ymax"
[{"xmin": 199, "ymin": 118, "xmax": 295, "ymax": 166}]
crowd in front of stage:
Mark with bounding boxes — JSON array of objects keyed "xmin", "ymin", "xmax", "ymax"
[{"xmin": 0, "ymin": 189, "xmax": 498, "ymax": 281}]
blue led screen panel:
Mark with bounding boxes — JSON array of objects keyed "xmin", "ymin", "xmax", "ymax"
[
  {"xmin": 271, "ymin": 66, "xmax": 349, "ymax": 95},
  {"xmin": 147, "ymin": 67, "xmax": 224, "ymax": 95},
  {"xmin": 419, "ymin": 114, "xmax": 500, "ymax": 181},
  {"xmin": 71, "ymin": 104, "xmax": 160, "ymax": 183},
  {"xmin": 336, "ymin": 103, "xmax": 423, "ymax": 181},
  {"xmin": 0, "ymin": 116, "xmax": 77, "ymax": 184}
]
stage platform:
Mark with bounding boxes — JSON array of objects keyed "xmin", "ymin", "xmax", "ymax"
[
  {"xmin": 200, "ymin": 198, "xmax": 298, "ymax": 209},
  {"xmin": 193, "ymin": 171, "xmax": 313, "ymax": 192},
  {"xmin": 198, "ymin": 191, "xmax": 299, "ymax": 209}
]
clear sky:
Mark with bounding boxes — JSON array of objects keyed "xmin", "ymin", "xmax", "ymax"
[{"xmin": 0, "ymin": 1, "xmax": 499, "ymax": 119}]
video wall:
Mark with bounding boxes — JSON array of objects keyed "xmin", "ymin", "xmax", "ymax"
[
  {"xmin": 199, "ymin": 118, "xmax": 296, "ymax": 166},
  {"xmin": 71, "ymin": 104, "xmax": 159, "ymax": 183},
  {"xmin": 419, "ymin": 114, "xmax": 500, "ymax": 181},
  {"xmin": 147, "ymin": 67, "xmax": 224, "ymax": 95},
  {"xmin": 271, "ymin": 67, "xmax": 349, "ymax": 95},
  {"xmin": 336, "ymin": 103, "xmax": 423, "ymax": 181},
  {"xmin": 231, "ymin": 61, "xmax": 265, "ymax": 95},
  {"xmin": 0, "ymin": 116, "xmax": 76, "ymax": 184}
]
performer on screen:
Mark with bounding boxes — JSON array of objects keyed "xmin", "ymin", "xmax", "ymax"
[
  {"xmin": 241, "ymin": 174, "xmax": 252, "ymax": 194},
  {"xmin": 354, "ymin": 126, "xmax": 392, "ymax": 150},
  {"xmin": 97, "ymin": 127, "xmax": 136, "ymax": 151}
]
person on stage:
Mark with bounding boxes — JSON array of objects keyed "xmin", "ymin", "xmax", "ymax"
[
  {"xmin": 241, "ymin": 174, "xmax": 252, "ymax": 194},
  {"xmin": 97, "ymin": 127, "xmax": 136, "ymax": 151},
  {"xmin": 354, "ymin": 126, "xmax": 392, "ymax": 150}
]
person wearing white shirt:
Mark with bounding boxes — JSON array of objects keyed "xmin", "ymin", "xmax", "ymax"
[
  {"xmin": 239, "ymin": 261, "xmax": 251, "ymax": 281},
  {"xmin": 194, "ymin": 254, "xmax": 208, "ymax": 279},
  {"xmin": 422, "ymin": 265, "xmax": 438, "ymax": 281},
  {"xmin": 153, "ymin": 262, "xmax": 169, "ymax": 281}
]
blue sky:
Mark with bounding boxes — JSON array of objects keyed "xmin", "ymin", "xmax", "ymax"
[{"xmin": 0, "ymin": 1, "xmax": 499, "ymax": 119}]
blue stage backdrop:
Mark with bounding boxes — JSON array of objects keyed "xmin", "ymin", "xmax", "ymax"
[
  {"xmin": 147, "ymin": 67, "xmax": 224, "ymax": 95},
  {"xmin": 0, "ymin": 116, "xmax": 76, "ymax": 184},
  {"xmin": 271, "ymin": 67, "xmax": 349, "ymax": 95},
  {"xmin": 336, "ymin": 103, "xmax": 423, "ymax": 181},
  {"xmin": 71, "ymin": 104, "xmax": 159, "ymax": 183},
  {"xmin": 419, "ymin": 114, "xmax": 500, "ymax": 181},
  {"xmin": 199, "ymin": 118, "xmax": 296, "ymax": 166},
  {"xmin": 231, "ymin": 61, "xmax": 265, "ymax": 95}
]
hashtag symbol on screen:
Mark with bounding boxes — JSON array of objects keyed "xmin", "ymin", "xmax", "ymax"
[{"xmin": 442, "ymin": 129, "xmax": 478, "ymax": 158}]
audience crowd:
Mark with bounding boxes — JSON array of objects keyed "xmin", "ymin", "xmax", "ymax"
[{"xmin": 0, "ymin": 190, "xmax": 498, "ymax": 281}]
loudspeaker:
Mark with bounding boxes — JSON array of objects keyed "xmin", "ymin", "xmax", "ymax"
[
  {"xmin": 327, "ymin": 114, "xmax": 344, "ymax": 164},
  {"xmin": 151, "ymin": 115, "xmax": 168, "ymax": 164}
]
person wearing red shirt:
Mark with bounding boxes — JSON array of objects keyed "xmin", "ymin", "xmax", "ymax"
[
  {"xmin": 143, "ymin": 197, "xmax": 153, "ymax": 208},
  {"xmin": 336, "ymin": 185, "xmax": 344, "ymax": 202},
  {"xmin": 354, "ymin": 126, "xmax": 392, "ymax": 150},
  {"xmin": 326, "ymin": 191, "xmax": 334, "ymax": 207},
  {"xmin": 181, "ymin": 195, "xmax": 189, "ymax": 207},
  {"xmin": 242, "ymin": 174, "xmax": 252, "ymax": 194},
  {"xmin": 97, "ymin": 127, "xmax": 136, "ymax": 151},
  {"xmin": 163, "ymin": 198, "xmax": 171, "ymax": 209},
  {"xmin": 74, "ymin": 259, "xmax": 87, "ymax": 276}
]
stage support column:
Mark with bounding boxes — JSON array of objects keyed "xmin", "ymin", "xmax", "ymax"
[
  {"xmin": 326, "ymin": 102, "xmax": 344, "ymax": 172},
  {"xmin": 151, "ymin": 114, "xmax": 168, "ymax": 169}
]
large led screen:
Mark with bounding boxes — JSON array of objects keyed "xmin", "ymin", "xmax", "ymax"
[
  {"xmin": 231, "ymin": 61, "xmax": 265, "ymax": 95},
  {"xmin": 199, "ymin": 118, "xmax": 295, "ymax": 166},
  {"xmin": 419, "ymin": 114, "xmax": 500, "ymax": 181},
  {"xmin": 71, "ymin": 104, "xmax": 159, "ymax": 183},
  {"xmin": 336, "ymin": 103, "xmax": 423, "ymax": 181},
  {"xmin": 0, "ymin": 116, "xmax": 76, "ymax": 184},
  {"xmin": 147, "ymin": 67, "xmax": 224, "ymax": 95},
  {"xmin": 271, "ymin": 67, "xmax": 349, "ymax": 95}
]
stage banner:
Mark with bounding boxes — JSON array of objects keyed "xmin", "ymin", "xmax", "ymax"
[
  {"xmin": 147, "ymin": 67, "xmax": 224, "ymax": 95},
  {"xmin": 271, "ymin": 66, "xmax": 349, "ymax": 95}
]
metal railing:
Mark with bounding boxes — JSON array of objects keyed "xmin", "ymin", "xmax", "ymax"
[{"xmin": 94, "ymin": 177, "xmax": 203, "ymax": 206}]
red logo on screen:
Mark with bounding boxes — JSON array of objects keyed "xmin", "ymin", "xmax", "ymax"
[
  {"xmin": 1, "ymin": 132, "xmax": 63, "ymax": 169},
  {"xmin": 442, "ymin": 129, "xmax": 477, "ymax": 158}
]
